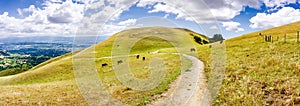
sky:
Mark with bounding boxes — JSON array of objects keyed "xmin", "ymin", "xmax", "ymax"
[{"xmin": 1, "ymin": 0, "xmax": 300, "ymax": 39}]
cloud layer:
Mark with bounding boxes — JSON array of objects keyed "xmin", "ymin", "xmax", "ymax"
[
  {"xmin": 222, "ymin": 21, "xmax": 245, "ymax": 32},
  {"xmin": 250, "ymin": 7, "xmax": 300, "ymax": 28},
  {"xmin": 0, "ymin": 0, "xmax": 85, "ymax": 37},
  {"xmin": 1, "ymin": 0, "xmax": 300, "ymax": 37},
  {"xmin": 137, "ymin": 0, "xmax": 261, "ymax": 22}
]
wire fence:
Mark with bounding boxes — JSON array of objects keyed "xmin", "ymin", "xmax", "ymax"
[{"xmin": 259, "ymin": 31, "xmax": 300, "ymax": 43}]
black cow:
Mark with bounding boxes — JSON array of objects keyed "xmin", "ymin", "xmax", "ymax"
[
  {"xmin": 117, "ymin": 60, "xmax": 123, "ymax": 64},
  {"xmin": 136, "ymin": 55, "xmax": 140, "ymax": 59},
  {"xmin": 142, "ymin": 57, "xmax": 146, "ymax": 61},
  {"xmin": 190, "ymin": 48, "xmax": 196, "ymax": 52},
  {"xmin": 102, "ymin": 63, "xmax": 108, "ymax": 67},
  {"xmin": 209, "ymin": 45, "xmax": 212, "ymax": 48},
  {"xmin": 220, "ymin": 40, "xmax": 223, "ymax": 44}
]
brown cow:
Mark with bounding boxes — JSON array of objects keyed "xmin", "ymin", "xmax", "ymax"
[
  {"xmin": 142, "ymin": 57, "xmax": 146, "ymax": 61},
  {"xmin": 190, "ymin": 48, "xmax": 196, "ymax": 52},
  {"xmin": 117, "ymin": 60, "xmax": 123, "ymax": 64},
  {"xmin": 102, "ymin": 63, "xmax": 108, "ymax": 67}
]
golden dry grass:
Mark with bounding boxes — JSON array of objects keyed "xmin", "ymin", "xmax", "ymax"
[
  {"xmin": 197, "ymin": 21, "xmax": 300, "ymax": 105},
  {"xmin": 0, "ymin": 27, "xmax": 201, "ymax": 105}
]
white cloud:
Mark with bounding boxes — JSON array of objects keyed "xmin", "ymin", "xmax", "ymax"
[
  {"xmin": 6, "ymin": 0, "xmax": 300, "ymax": 37},
  {"xmin": 0, "ymin": 0, "xmax": 88, "ymax": 37},
  {"xmin": 17, "ymin": 5, "xmax": 37, "ymax": 16},
  {"xmin": 163, "ymin": 14, "xmax": 169, "ymax": 19},
  {"xmin": 264, "ymin": 0, "xmax": 297, "ymax": 8},
  {"xmin": 263, "ymin": 0, "xmax": 299, "ymax": 12},
  {"xmin": 48, "ymin": 0, "xmax": 64, "ymax": 3},
  {"xmin": 136, "ymin": 0, "xmax": 158, "ymax": 7},
  {"xmin": 78, "ymin": 0, "xmax": 139, "ymax": 36},
  {"xmin": 118, "ymin": 19, "xmax": 137, "ymax": 26},
  {"xmin": 83, "ymin": 0, "xmax": 138, "ymax": 24},
  {"xmin": 250, "ymin": 7, "xmax": 300, "ymax": 29},
  {"xmin": 222, "ymin": 21, "xmax": 245, "ymax": 32},
  {"xmin": 0, "ymin": 0, "xmax": 140, "ymax": 37},
  {"xmin": 206, "ymin": 0, "xmax": 261, "ymax": 21},
  {"xmin": 23, "ymin": 5, "xmax": 37, "ymax": 13},
  {"xmin": 137, "ymin": 0, "xmax": 261, "ymax": 23},
  {"xmin": 17, "ymin": 8, "xmax": 23, "ymax": 16},
  {"xmin": 209, "ymin": 25, "xmax": 218, "ymax": 30},
  {"xmin": 148, "ymin": 3, "xmax": 189, "ymax": 19},
  {"xmin": 44, "ymin": 0, "xmax": 84, "ymax": 24}
]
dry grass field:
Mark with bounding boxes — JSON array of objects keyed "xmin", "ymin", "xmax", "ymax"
[
  {"xmin": 197, "ymin": 21, "xmax": 300, "ymax": 105},
  {"xmin": 0, "ymin": 27, "xmax": 205, "ymax": 105}
]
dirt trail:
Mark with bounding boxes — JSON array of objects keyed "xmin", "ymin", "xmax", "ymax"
[
  {"xmin": 149, "ymin": 54, "xmax": 211, "ymax": 106},
  {"xmin": 0, "ymin": 52, "xmax": 212, "ymax": 105}
]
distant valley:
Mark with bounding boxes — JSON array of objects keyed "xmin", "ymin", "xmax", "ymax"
[{"xmin": 0, "ymin": 36, "xmax": 108, "ymax": 72}]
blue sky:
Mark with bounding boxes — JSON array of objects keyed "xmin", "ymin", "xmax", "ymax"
[{"xmin": 1, "ymin": 0, "xmax": 300, "ymax": 38}]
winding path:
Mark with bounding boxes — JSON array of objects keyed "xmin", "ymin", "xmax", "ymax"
[
  {"xmin": 0, "ymin": 52, "xmax": 212, "ymax": 105},
  {"xmin": 148, "ymin": 54, "xmax": 211, "ymax": 106}
]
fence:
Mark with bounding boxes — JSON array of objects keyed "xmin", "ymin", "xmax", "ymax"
[{"xmin": 259, "ymin": 31, "xmax": 300, "ymax": 43}]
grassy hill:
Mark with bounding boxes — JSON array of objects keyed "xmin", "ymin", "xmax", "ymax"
[
  {"xmin": 3, "ymin": 21, "xmax": 298, "ymax": 105},
  {"xmin": 0, "ymin": 27, "xmax": 208, "ymax": 105},
  {"xmin": 197, "ymin": 21, "xmax": 300, "ymax": 105}
]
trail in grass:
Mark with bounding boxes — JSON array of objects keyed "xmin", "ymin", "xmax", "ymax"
[
  {"xmin": 148, "ymin": 54, "xmax": 210, "ymax": 106},
  {"xmin": 0, "ymin": 52, "xmax": 211, "ymax": 105}
]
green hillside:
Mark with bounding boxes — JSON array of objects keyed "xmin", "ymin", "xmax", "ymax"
[
  {"xmin": 197, "ymin": 21, "xmax": 300, "ymax": 105},
  {"xmin": 0, "ymin": 27, "xmax": 208, "ymax": 105}
]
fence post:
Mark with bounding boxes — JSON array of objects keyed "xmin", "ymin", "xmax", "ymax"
[
  {"xmin": 284, "ymin": 33, "xmax": 287, "ymax": 42},
  {"xmin": 265, "ymin": 35, "xmax": 267, "ymax": 42},
  {"xmin": 271, "ymin": 36, "xmax": 273, "ymax": 43}
]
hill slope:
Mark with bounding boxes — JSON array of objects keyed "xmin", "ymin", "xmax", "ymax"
[
  {"xmin": 0, "ymin": 27, "xmax": 208, "ymax": 105},
  {"xmin": 197, "ymin": 21, "xmax": 300, "ymax": 105}
]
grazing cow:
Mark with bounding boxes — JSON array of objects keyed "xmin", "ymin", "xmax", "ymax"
[
  {"xmin": 142, "ymin": 57, "xmax": 146, "ymax": 61},
  {"xmin": 209, "ymin": 45, "xmax": 212, "ymax": 48},
  {"xmin": 117, "ymin": 60, "xmax": 123, "ymax": 64},
  {"xmin": 190, "ymin": 48, "xmax": 196, "ymax": 52},
  {"xmin": 102, "ymin": 63, "xmax": 108, "ymax": 67},
  {"xmin": 136, "ymin": 55, "xmax": 140, "ymax": 59}
]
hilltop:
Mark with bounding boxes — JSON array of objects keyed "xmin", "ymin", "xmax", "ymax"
[
  {"xmin": 2, "ymin": 21, "xmax": 298, "ymax": 105},
  {"xmin": 0, "ymin": 27, "xmax": 209, "ymax": 105}
]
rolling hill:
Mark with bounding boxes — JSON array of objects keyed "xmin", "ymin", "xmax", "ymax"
[
  {"xmin": 197, "ymin": 21, "xmax": 300, "ymax": 105},
  {"xmin": 1, "ymin": 20, "xmax": 299, "ymax": 105},
  {"xmin": 0, "ymin": 27, "xmax": 208, "ymax": 105}
]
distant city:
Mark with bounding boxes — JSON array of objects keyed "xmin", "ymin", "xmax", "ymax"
[{"xmin": 0, "ymin": 36, "xmax": 108, "ymax": 71}]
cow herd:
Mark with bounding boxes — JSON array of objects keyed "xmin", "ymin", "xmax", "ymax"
[
  {"xmin": 101, "ymin": 54, "xmax": 147, "ymax": 67},
  {"xmin": 102, "ymin": 48, "xmax": 196, "ymax": 67}
]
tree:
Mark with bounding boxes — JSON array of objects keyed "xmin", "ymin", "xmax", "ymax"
[
  {"xmin": 193, "ymin": 36, "xmax": 203, "ymax": 45},
  {"xmin": 209, "ymin": 34, "xmax": 225, "ymax": 43}
]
